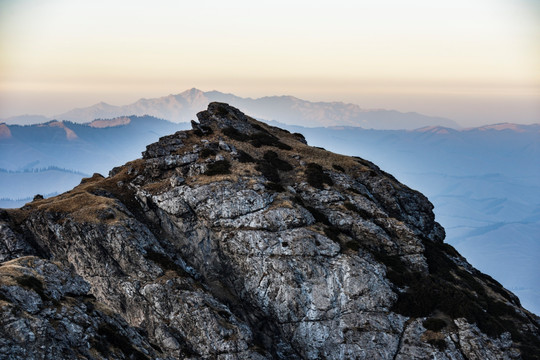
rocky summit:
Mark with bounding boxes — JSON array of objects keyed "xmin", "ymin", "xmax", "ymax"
[{"xmin": 0, "ymin": 102, "xmax": 538, "ymax": 360}]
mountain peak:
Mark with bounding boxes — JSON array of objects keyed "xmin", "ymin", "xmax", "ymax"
[
  {"xmin": 1, "ymin": 103, "xmax": 538, "ymax": 359},
  {"xmin": 175, "ymin": 87, "xmax": 206, "ymax": 102},
  {"xmin": 197, "ymin": 102, "xmax": 251, "ymax": 130},
  {"xmin": 181, "ymin": 87, "xmax": 204, "ymax": 95},
  {"xmin": 0, "ymin": 123, "xmax": 11, "ymax": 139},
  {"xmin": 39, "ymin": 120, "xmax": 78, "ymax": 140},
  {"xmin": 414, "ymin": 125, "xmax": 457, "ymax": 134}
]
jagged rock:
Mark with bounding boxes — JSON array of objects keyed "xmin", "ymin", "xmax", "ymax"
[
  {"xmin": 1, "ymin": 102, "xmax": 539, "ymax": 359},
  {"xmin": 0, "ymin": 219, "xmax": 36, "ymax": 262},
  {"xmin": 0, "ymin": 257, "xmax": 159, "ymax": 360},
  {"xmin": 197, "ymin": 102, "xmax": 250, "ymax": 132},
  {"xmin": 142, "ymin": 131, "xmax": 186, "ymax": 159}
]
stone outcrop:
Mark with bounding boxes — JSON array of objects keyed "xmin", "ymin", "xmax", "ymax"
[
  {"xmin": 1, "ymin": 102, "xmax": 539, "ymax": 359},
  {"xmin": 0, "ymin": 256, "xmax": 159, "ymax": 359}
]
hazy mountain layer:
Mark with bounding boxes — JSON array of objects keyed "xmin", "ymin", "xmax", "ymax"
[
  {"xmin": 0, "ymin": 168, "xmax": 88, "ymax": 208},
  {"xmin": 1, "ymin": 115, "xmax": 50, "ymax": 126},
  {"xmin": 0, "ymin": 116, "xmax": 188, "ymax": 174},
  {"xmin": 50, "ymin": 88, "xmax": 459, "ymax": 129}
]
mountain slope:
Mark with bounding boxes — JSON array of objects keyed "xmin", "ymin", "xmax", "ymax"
[
  {"xmin": 263, "ymin": 121, "xmax": 540, "ymax": 314},
  {"xmin": 2, "ymin": 115, "xmax": 538, "ymax": 316},
  {"xmin": 1, "ymin": 103, "xmax": 538, "ymax": 359},
  {"xmin": 54, "ymin": 88, "xmax": 459, "ymax": 129}
]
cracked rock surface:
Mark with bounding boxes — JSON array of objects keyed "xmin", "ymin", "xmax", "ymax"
[{"xmin": 1, "ymin": 102, "xmax": 539, "ymax": 359}]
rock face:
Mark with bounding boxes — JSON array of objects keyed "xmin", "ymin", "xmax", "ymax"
[{"xmin": 1, "ymin": 102, "xmax": 539, "ymax": 359}]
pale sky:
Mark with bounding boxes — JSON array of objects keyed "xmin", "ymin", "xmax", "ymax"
[{"xmin": 0, "ymin": 0, "xmax": 539, "ymax": 126}]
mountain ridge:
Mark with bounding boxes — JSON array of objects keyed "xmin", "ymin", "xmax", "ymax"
[
  {"xmin": 56, "ymin": 88, "xmax": 461, "ymax": 129},
  {"xmin": 2, "ymin": 88, "xmax": 461, "ymax": 130},
  {"xmin": 1, "ymin": 103, "xmax": 538, "ymax": 359},
  {"xmin": 5, "ymin": 89, "xmax": 539, "ymax": 132}
]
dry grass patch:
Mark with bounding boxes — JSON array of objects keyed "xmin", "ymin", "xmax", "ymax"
[
  {"xmin": 187, "ymin": 173, "xmax": 239, "ymax": 187},
  {"xmin": 266, "ymin": 198, "xmax": 295, "ymax": 211},
  {"xmin": 1, "ymin": 256, "xmax": 39, "ymax": 271},
  {"xmin": 0, "ymin": 265, "xmax": 29, "ymax": 287},
  {"xmin": 421, "ymin": 329, "xmax": 447, "ymax": 351},
  {"xmin": 37, "ymin": 192, "xmax": 123, "ymax": 224},
  {"xmin": 295, "ymin": 145, "xmax": 368, "ymax": 174},
  {"xmin": 215, "ymin": 118, "xmax": 379, "ymax": 188},
  {"xmin": 0, "ymin": 257, "xmax": 47, "ymax": 300},
  {"xmin": 80, "ymin": 173, "xmax": 105, "ymax": 185},
  {"xmin": 141, "ymin": 179, "xmax": 170, "ymax": 194},
  {"xmin": 7, "ymin": 161, "xmax": 145, "ymax": 225}
]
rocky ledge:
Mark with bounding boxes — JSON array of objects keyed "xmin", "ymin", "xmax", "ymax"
[{"xmin": 1, "ymin": 102, "xmax": 539, "ymax": 359}]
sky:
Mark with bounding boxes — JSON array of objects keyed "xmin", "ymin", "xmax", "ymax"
[{"xmin": 0, "ymin": 0, "xmax": 539, "ymax": 126}]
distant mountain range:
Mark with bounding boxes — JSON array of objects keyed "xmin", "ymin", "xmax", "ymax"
[
  {"xmin": 0, "ymin": 115, "xmax": 188, "ymax": 175},
  {"xmin": 1, "ymin": 114, "xmax": 51, "ymax": 126},
  {"xmin": 2, "ymin": 88, "xmax": 460, "ymax": 130}
]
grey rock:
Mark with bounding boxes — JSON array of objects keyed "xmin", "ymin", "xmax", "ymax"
[
  {"xmin": 142, "ymin": 131, "xmax": 186, "ymax": 158},
  {"xmin": 219, "ymin": 140, "xmax": 232, "ymax": 152},
  {"xmin": 0, "ymin": 257, "xmax": 160, "ymax": 360},
  {"xmin": 0, "ymin": 221, "xmax": 35, "ymax": 262},
  {"xmin": 169, "ymin": 175, "xmax": 185, "ymax": 187}
]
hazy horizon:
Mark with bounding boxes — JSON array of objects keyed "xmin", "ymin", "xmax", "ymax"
[{"xmin": 1, "ymin": 0, "xmax": 539, "ymax": 127}]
